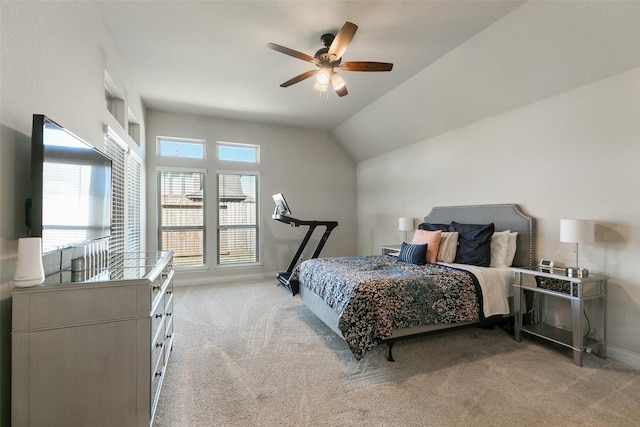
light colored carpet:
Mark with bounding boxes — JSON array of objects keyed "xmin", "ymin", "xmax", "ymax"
[{"xmin": 153, "ymin": 280, "xmax": 640, "ymax": 427}]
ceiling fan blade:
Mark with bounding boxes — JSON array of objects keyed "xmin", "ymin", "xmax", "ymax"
[
  {"xmin": 339, "ymin": 61, "xmax": 394, "ymax": 72},
  {"xmin": 327, "ymin": 21, "xmax": 358, "ymax": 61},
  {"xmin": 267, "ymin": 43, "xmax": 318, "ymax": 64},
  {"xmin": 280, "ymin": 70, "xmax": 318, "ymax": 87}
]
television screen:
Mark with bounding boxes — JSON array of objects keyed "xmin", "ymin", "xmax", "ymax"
[{"xmin": 31, "ymin": 115, "xmax": 112, "ymax": 253}]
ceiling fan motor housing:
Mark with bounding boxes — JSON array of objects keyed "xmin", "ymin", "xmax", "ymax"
[
  {"xmin": 320, "ymin": 33, "xmax": 335, "ymax": 47},
  {"xmin": 315, "ymin": 33, "xmax": 341, "ymax": 64}
]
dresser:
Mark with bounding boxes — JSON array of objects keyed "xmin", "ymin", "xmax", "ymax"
[{"xmin": 11, "ymin": 251, "xmax": 174, "ymax": 427}]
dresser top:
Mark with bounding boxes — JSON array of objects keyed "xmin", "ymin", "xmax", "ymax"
[{"xmin": 13, "ymin": 251, "xmax": 173, "ymax": 292}]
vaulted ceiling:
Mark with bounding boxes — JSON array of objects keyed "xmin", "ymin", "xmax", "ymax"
[
  {"xmin": 94, "ymin": 2, "xmax": 523, "ymax": 129},
  {"xmin": 95, "ymin": 1, "xmax": 640, "ymax": 162}
]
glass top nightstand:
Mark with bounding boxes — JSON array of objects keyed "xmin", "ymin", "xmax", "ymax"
[{"xmin": 512, "ymin": 267, "xmax": 607, "ymax": 366}]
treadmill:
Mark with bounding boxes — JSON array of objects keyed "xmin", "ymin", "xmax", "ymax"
[{"xmin": 271, "ymin": 193, "xmax": 338, "ymax": 295}]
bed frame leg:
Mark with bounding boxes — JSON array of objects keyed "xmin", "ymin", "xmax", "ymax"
[{"xmin": 386, "ymin": 342, "xmax": 395, "ymax": 362}]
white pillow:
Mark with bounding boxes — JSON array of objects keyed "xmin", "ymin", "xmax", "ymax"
[
  {"xmin": 490, "ymin": 230, "xmax": 510, "ymax": 268},
  {"xmin": 505, "ymin": 231, "xmax": 518, "ymax": 267},
  {"xmin": 437, "ymin": 232, "xmax": 458, "ymax": 263}
]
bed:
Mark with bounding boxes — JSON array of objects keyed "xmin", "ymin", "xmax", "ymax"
[{"xmin": 294, "ymin": 204, "xmax": 536, "ymax": 361}]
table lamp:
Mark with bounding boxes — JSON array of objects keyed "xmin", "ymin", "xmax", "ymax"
[
  {"xmin": 399, "ymin": 217, "xmax": 413, "ymax": 242},
  {"xmin": 560, "ymin": 219, "xmax": 594, "ymax": 277}
]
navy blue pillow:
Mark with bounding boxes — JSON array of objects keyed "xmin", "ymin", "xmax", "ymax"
[
  {"xmin": 450, "ymin": 222, "xmax": 495, "ymax": 266},
  {"xmin": 397, "ymin": 242, "xmax": 427, "ymax": 265},
  {"xmin": 418, "ymin": 222, "xmax": 452, "ymax": 232}
]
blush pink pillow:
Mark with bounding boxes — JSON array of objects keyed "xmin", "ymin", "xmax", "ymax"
[{"xmin": 411, "ymin": 229, "xmax": 442, "ymax": 264}]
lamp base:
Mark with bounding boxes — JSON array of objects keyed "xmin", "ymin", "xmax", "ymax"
[{"xmin": 565, "ymin": 267, "xmax": 589, "ymax": 278}]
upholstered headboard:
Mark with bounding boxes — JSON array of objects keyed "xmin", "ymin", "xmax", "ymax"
[{"xmin": 423, "ymin": 204, "xmax": 536, "ymax": 269}]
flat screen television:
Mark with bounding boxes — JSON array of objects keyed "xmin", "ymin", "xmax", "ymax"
[{"xmin": 31, "ymin": 114, "xmax": 112, "ymax": 254}]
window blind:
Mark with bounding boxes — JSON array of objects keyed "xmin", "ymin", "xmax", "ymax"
[
  {"xmin": 158, "ymin": 170, "xmax": 205, "ymax": 267},
  {"xmin": 217, "ymin": 173, "xmax": 259, "ymax": 265},
  {"xmin": 105, "ymin": 135, "xmax": 125, "ymax": 272}
]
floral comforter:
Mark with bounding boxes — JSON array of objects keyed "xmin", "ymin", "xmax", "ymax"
[{"xmin": 297, "ymin": 255, "xmax": 483, "ymax": 359}]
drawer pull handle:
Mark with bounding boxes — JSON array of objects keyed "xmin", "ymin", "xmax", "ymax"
[
  {"xmin": 166, "ymin": 334, "xmax": 173, "ymax": 339},
  {"xmin": 166, "ymin": 312, "xmax": 172, "ymax": 317},
  {"xmin": 155, "ymin": 371, "xmax": 162, "ymax": 378},
  {"xmin": 155, "ymin": 313, "xmax": 163, "ymax": 319},
  {"xmin": 166, "ymin": 289, "xmax": 173, "ymax": 294},
  {"xmin": 153, "ymin": 284, "xmax": 161, "ymax": 291},
  {"xmin": 156, "ymin": 342, "xmax": 164, "ymax": 348}
]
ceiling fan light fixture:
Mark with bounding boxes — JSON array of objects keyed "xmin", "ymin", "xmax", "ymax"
[
  {"xmin": 316, "ymin": 68, "xmax": 331, "ymax": 85},
  {"xmin": 330, "ymin": 72, "xmax": 346, "ymax": 91}
]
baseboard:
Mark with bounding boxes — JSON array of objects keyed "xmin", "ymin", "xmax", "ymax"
[{"xmin": 606, "ymin": 344, "xmax": 640, "ymax": 369}]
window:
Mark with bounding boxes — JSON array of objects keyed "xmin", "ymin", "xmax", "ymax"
[
  {"xmin": 126, "ymin": 158, "xmax": 141, "ymax": 253},
  {"xmin": 105, "ymin": 131, "xmax": 142, "ymax": 273},
  {"xmin": 217, "ymin": 141, "xmax": 259, "ymax": 163},
  {"xmin": 159, "ymin": 137, "xmax": 205, "ymax": 159},
  {"xmin": 105, "ymin": 136, "xmax": 125, "ymax": 257},
  {"xmin": 217, "ymin": 173, "xmax": 259, "ymax": 265},
  {"xmin": 158, "ymin": 170, "xmax": 205, "ymax": 267}
]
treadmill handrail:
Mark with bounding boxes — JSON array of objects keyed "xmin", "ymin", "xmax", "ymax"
[{"xmin": 272, "ymin": 214, "xmax": 338, "ymax": 229}]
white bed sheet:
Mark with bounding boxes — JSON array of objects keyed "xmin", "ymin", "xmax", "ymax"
[{"xmin": 439, "ymin": 263, "xmax": 514, "ymax": 318}]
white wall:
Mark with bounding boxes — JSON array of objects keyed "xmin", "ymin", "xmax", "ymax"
[
  {"xmin": 0, "ymin": 2, "xmax": 144, "ymax": 423},
  {"xmin": 334, "ymin": 1, "xmax": 640, "ymax": 162},
  {"xmin": 357, "ymin": 68, "xmax": 640, "ymax": 367},
  {"xmin": 145, "ymin": 110, "xmax": 357, "ymax": 285}
]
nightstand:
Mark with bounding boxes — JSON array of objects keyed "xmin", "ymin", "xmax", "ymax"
[
  {"xmin": 381, "ymin": 244, "xmax": 402, "ymax": 256},
  {"xmin": 512, "ymin": 267, "xmax": 607, "ymax": 366}
]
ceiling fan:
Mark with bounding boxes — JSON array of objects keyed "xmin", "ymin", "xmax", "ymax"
[{"xmin": 267, "ymin": 21, "xmax": 393, "ymax": 97}]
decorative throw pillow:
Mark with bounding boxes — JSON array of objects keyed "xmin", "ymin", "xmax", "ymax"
[
  {"xmin": 418, "ymin": 222, "xmax": 452, "ymax": 232},
  {"xmin": 490, "ymin": 230, "xmax": 510, "ymax": 268},
  {"xmin": 397, "ymin": 242, "xmax": 427, "ymax": 265},
  {"xmin": 411, "ymin": 229, "xmax": 442, "ymax": 264},
  {"xmin": 450, "ymin": 222, "xmax": 495, "ymax": 267},
  {"xmin": 437, "ymin": 232, "xmax": 459, "ymax": 263},
  {"xmin": 505, "ymin": 231, "xmax": 518, "ymax": 266}
]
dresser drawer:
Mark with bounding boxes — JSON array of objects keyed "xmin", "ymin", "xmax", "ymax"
[
  {"xmin": 150, "ymin": 274, "xmax": 164, "ymax": 310},
  {"xmin": 151, "ymin": 345, "xmax": 164, "ymax": 394},
  {"xmin": 151, "ymin": 295, "xmax": 165, "ymax": 348},
  {"xmin": 165, "ymin": 291, "xmax": 174, "ymax": 328},
  {"xmin": 14, "ymin": 285, "xmax": 138, "ymax": 331},
  {"xmin": 150, "ymin": 345, "xmax": 165, "ymax": 424},
  {"xmin": 151, "ymin": 333, "xmax": 164, "ymax": 378}
]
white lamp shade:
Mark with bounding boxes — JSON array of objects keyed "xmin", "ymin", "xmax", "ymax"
[
  {"xmin": 14, "ymin": 237, "xmax": 45, "ymax": 287},
  {"xmin": 399, "ymin": 217, "xmax": 414, "ymax": 231},
  {"xmin": 560, "ymin": 219, "xmax": 595, "ymax": 243}
]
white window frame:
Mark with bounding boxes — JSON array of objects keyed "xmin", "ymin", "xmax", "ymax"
[
  {"xmin": 216, "ymin": 170, "xmax": 260, "ymax": 267},
  {"xmin": 158, "ymin": 136, "xmax": 206, "ymax": 159},
  {"xmin": 157, "ymin": 166, "xmax": 207, "ymax": 270},
  {"xmin": 217, "ymin": 141, "xmax": 260, "ymax": 164}
]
